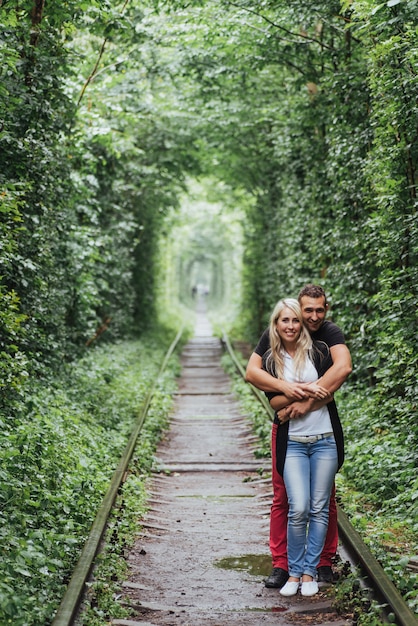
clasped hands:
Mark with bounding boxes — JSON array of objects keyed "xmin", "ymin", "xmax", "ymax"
[{"xmin": 276, "ymin": 381, "xmax": 332, "ymax": 423}]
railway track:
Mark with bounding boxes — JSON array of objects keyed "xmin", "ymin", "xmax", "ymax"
[
  {"xmin": 51, "ymin": 325, "xmax": 185, "ymax": 626},
  {"xmin": 52, "ymin": 308, "xmax": 417, "ymax": 626}
]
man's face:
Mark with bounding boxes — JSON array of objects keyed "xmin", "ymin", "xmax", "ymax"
[{"xmin": 300, "ymin": 296, "xmax": 328, "ymax": 333}]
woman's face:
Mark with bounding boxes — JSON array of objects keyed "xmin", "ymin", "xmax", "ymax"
[{"xmin": 276, "ymin": 307, "xmax": 302, "ymax": 344}]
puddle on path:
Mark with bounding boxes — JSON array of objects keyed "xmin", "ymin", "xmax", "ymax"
[
  {"xmin": 216, "ymin": 554, "xmax": 289, "ymax": 614},
  {"xmin": 215, "ymin": 553, "xmax": 272, "ymax": 577}
]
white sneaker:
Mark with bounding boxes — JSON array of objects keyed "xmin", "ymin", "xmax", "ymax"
[
  {"xmin": 280, "ymin": 580, "xmax": 300, "ymax": 596},
  {"xmin": 301, "ymin": 580, "xmax": 319, "ymax": 596}
]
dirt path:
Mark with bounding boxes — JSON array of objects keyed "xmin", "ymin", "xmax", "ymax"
[{"xmin": 114, "ymin": 308, "xmax": 350, "ymax": 626}]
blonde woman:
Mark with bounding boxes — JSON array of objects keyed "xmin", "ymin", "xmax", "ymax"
[{"xmin": 263, "ymin": 298, "xmax": 344, "ymax": 597}]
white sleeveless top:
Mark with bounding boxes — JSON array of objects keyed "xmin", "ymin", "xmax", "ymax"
[{"xmin": 283, "ymin": 352, "xmax": 333, "ymax": 436}]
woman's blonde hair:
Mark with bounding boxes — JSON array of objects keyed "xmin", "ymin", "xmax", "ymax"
[{"xmin": 264, "ymin": 298, "xmax": 313, "ymax": 380}]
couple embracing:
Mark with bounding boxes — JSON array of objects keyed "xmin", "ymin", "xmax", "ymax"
[{"xmin": 246, "ymin": 284, "xmax": 352, "ymax": 597}]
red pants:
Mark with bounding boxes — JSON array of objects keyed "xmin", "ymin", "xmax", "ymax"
[{"xmin": 270, "ymin": 423, "xmax": 338, "ymax": 570}]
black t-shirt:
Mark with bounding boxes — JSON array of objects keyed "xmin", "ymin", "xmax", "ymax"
[{"xmin": 254, "ymin": 320, "xmax": 346, "ymax": 357}]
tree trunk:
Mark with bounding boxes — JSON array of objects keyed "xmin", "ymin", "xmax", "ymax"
[{"xmin": 30, "ymin": 0, "xmax": 45, "ymax": 47}]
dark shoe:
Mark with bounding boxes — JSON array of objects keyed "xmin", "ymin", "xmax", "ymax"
[
  {"xmin": 317, "ymin": 565, "xmax": 334, "ymax": 583},
  {"xmin": 265, "ymin": 567, "xmax": 289, "ymax": 588}
]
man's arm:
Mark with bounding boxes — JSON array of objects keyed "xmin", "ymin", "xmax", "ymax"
[
  {"xmin": 245, "ymin": 352, "xmax": 310, "ymax": 400},
  {"xmin": 273, "ymin": 343, "xmax": 352, "ymax": 419},
  {"xmin": 270, "ymin": 383, "xmax": 332, "ymax": 411},
  {"xmin": 274, "ymin": 394, "xmax": 334, "ymax": 423},
  {"xmin": 316, "ymin": 344, "xmax": 352, "ymax": 394}
]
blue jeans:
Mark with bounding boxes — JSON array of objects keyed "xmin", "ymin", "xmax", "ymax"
[{"xmin": 283, "ymin": 436, "xmax": 338, "ymax": 579}]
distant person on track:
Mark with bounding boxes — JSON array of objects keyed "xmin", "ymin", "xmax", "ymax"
[{"xmin": 245, "ymin": 285, "xmax": 352, "ymax": 593}]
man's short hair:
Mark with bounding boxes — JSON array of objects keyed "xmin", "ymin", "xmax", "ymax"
[{"xmin": 298, "ymin": 284, "xmax": 327, "ymax": 305}]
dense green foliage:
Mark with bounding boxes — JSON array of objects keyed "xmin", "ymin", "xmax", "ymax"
[
  {"xmin": 0, "ymin": 0, "xmax": 196, "ymax": 400},
  {"xmin": 2, "ymin": 2, "xmax": 415, "ymax": 408},
  {"xmin": 0, "ymin": 330, "xmax": 182, "ymax": 625},
  {"xmin": 1, "ymin": 0, "xmax": 417, "ymax": 622}
]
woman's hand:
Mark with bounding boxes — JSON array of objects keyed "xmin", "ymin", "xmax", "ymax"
[
  {"xmin": 304, "ymin": 381, "xmax": 331, "ymax": 400},
  {"xmin": 277, "ymin": 388, "xmax": 334, "ymax": 423},
  {"xmin": 279, "ymin": 398, "xmax": 312, "ymax": 421},
  {"xmin": 279, "ymin": 381, "xmax": 310, "ymax": 400},
  {"xmin": 277, "ymin": 408, "xmax": 291, "ymax": 424}
]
